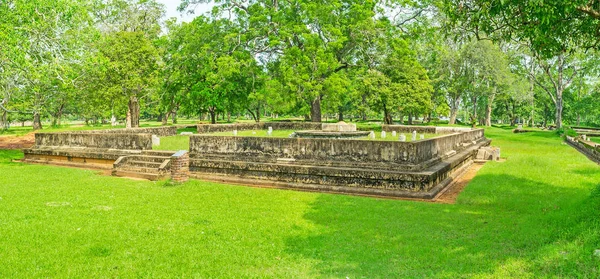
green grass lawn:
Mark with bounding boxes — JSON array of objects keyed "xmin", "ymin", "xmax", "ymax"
[
  {"xmin": 154, "ymin": 135, "xmax": 190, "ymax": 151},
  {"xmin": 590, "ymin": 137, "xmax": 600, "ymax": 144},
  {"xmin": 1, "ymin": 127, "xmax": 599, "ymax": 278}
]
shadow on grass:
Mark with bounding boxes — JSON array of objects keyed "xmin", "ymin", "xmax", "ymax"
[{"xmin": 285, "ymin": 174, "xmax": 600, "ymax": 278}]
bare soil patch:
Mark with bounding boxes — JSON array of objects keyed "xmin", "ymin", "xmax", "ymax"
[
  {"xmin": 435, "ymin": 162, "xmax": 485, "ymax": 204},
  {"xmin": 0, "ymin": 133, "xmax": 35, "ymax": 149}
]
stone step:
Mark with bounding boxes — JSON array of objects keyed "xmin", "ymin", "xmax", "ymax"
[
  {"xmin": 126, "ymin": 155, "xmax": 170, "ymax": 163},
  {"xmin": 113, "ymin": 170, "xmax": 168, "ymax": 181},
  {"xmin": 118, "ymin": 165, "xmax": 163, "ymax": 174},
  {"xmin": 142, "ymin": 150, "xmax": 177, "ymax": 157},
  {"xmin": 127, "ymin": 160, "xmax": 163, "ymax": 168}
]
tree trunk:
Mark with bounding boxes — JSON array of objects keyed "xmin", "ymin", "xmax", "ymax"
[
  {"xmin": 172, "ymin": 109, "xmax": 178, "ymax": 124},
  {"xmin": 555, "ymin": 94, "xmax": 563, "ymax": 129},
  {"xmin": 52, "ymin": 104, "xmax": 64, "ymax": 127},
  {"xmin": 227, "ymin": 111, "xmax": 231, "ymax": 122},
  {"xmin": 209, "ymin": 108, "xmax": 216, "ymax": 124},
  {"xmin": 485, "ymin": 94, "xmax": 495, "ymax": 127},
  {"xmin": 127, "ymin": 96, "xmax": 140, "ymax": 128},
  {"xmin": 449, "ymin": 110, "xmax": 458, "ymax": 125},
  {"xmin": 162, "ymin": 112, "xmax": 169, "ymax": 126},
  {"xmin": 448, "ymin": 97, "xmax": 460, "ymax": 125},
  {"xmin": 1, "ymin": 110, "xmax": 7, "ymax": 130},
  {"xmin": 383, "ymin": 105, "xmax": 392, "ymax": 124},
  {"xmin": 338, "ymin": 107, "xmax": 344, "ymax": 122},
  {"xmin": 408, "ymin": 114, "xmax": 413, "ymax": 125},
  {"xmin": 311, "ymin": 95, "xmax": 322, "ymax": 122},
  {"xmin": 255, "ymin": 107, "xmax": 260, "ymax": 123},
  {"xmin": 33, "ymin": 111, "xmax": 42, "ymax": 130},
  {"xmin": 472, "ymin": 96, "xmax": 478, "ymax": 123}
]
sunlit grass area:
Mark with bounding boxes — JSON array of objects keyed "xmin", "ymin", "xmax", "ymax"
[
  {"xmin": 154, "ymin": 136, "xmax": 190, "ymax": 151},
  {"xmin": 1, "ymin": 127, "xmax": 599, "ymax": 277}
]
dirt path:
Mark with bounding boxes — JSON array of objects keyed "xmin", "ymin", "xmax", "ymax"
[
  {"xmin": 434, "ymin": 162, "xmax": 485, "ymax": 204},
  {"xmin": 0, "ymin": 133, "xmax": 35, "ymax": 149}
]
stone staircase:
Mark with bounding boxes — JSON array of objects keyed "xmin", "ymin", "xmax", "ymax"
[{"xmin": 112, "ymin": 151, "xmax": 176, "ymax": 181}]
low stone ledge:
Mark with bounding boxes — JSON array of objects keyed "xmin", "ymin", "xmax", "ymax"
[
  {"xmin": 383, "ymin": 125, "xmax": 474, "ymax": 134},
  {"xmin": 33, "ymin": 133, "xmax": 152, "ymax": 150},
  {"xmin": 75, "ymin": 126, "xmax": 177, "ymax": 137},
  {"xmin": 566, "ymin": 136, "xmax": 600, "ymax": 164},
  {"xmin": 196, "ymin": 122, "xmax": 322, "ymax": 134}
]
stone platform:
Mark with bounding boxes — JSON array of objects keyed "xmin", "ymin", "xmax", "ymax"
[
  {"xmin": 23, "ymin": 128, "xmax": 189, "ymax": 181},
  {"xmin": 188, "ymin": 127, "xmax": 492, "ymax": 199}
]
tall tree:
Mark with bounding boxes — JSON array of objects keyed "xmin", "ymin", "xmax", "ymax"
[{"xmin": 98, "ymin": 31, "xmax": 160, "ymax": 128}]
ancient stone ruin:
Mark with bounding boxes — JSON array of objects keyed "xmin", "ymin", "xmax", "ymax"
[
  {"xmin": 291, "ymin": 121, "xmax": 371, "ymax": 139},
  {"xmin": 188, "ymin": 123, "xmax": 494, "ymax": 199},
  {"xmin": 22, "ymin": 126, "xmax": 190, "ymax": 181},
  {"xmin": 566, "ymin": 135, "xmax": 600, "ymax": 164},
  {"xmin": 22, "ymin": 122, "xmax": 498, "ymax": 199}
]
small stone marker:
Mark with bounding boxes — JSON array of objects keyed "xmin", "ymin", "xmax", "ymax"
[
  {"xmin": 267, "ymin": 129, "xmax": 273, "ymax": 136},
  {"xmin": 369, "ymin": 131, "xmax": 375, "ymax": 139},
  {"xmin": 252, "ymin": 131, "xmax": 257, "ymax": 135},
  {"xmin": 233, "ymin": 130, "xmax": 238, "ymax": 136},
  {"xmin": 180, "ymin": 132, "xmax": 193, "ymax": 136},
  {"xmin": 152, "ymin": 135, "xmax": 160, "ymax": 146},
  {"xmin": 381, "ymin": 131, "xmax": 387, "ymax": 139},
  {"xmin": 392, "ymin": 131, "xmax": 397, "ymax": 137},
  {"xmin": 111, "ymin": 115, "xmax": 117, "ymax": 126},
  {"xmin": 518, "ymin": 124, "xmax": 523, "ymax": 129},
  {"xmin": 399, "ymin": 134, "xmax": 406, "ymax": 142},
  {"xmin": 412, "ymin": 131, "xmax": 417, "ymax": 141},
  {"xmin": 420, "ymin": 134, "xmax": 425, "ymax": 140},
  {"xmin": 583, "ymin": 135, "xmax": 587, "ymax": 141},
  {"xmin": 268, "ymin": 126, "xmax": 273, "ymax": 133}
]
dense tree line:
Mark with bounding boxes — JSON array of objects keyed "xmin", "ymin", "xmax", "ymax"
[{"xmin": 1, "ymin": 0, "xmax": 599, "ymax": 130}]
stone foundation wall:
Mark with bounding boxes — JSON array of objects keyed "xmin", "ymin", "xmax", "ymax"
[
  {"xmin": 196, "ymin": 122, "xmax": 322, "ymax": 134},
  {"xmin": 190, "ymin": 135, "xmax": 418, "ymax": 165},
  {"xmin": 383, "ymin": 125, "xmax": 473, "ymax": 134},
  {"xmin": 383, "ymin": 125, "xmax": 436, "ymax": 134},
  {"xmin": 34, "ymin": 133, "xmax": 152, "ymax": 150},
  {"xmin": 76, "ymin": 126, "xmax": 177, "ymax": 137},
  {"xmin": 566, "ymin": 136, "xmax": 600, "ymax": 164},
  {"xmin": 189, "ymin": 136, "xmax": 489, "ymax": 198},
  {"xmin": 413, "ymin": 129, "xmax": 485, "ymax": 162},
  {"xmin": 189, "ymin": 129, "xmax": 486, "ymax": 170}
]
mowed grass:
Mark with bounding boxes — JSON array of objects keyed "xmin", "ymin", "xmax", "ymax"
[
  {"xmin": 154, "ymin": 136, "xmax": 190, "ymax": 151},
  {"xmin": 1, "ymin": 127, "xmax": 600, "ymax": 278}
]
